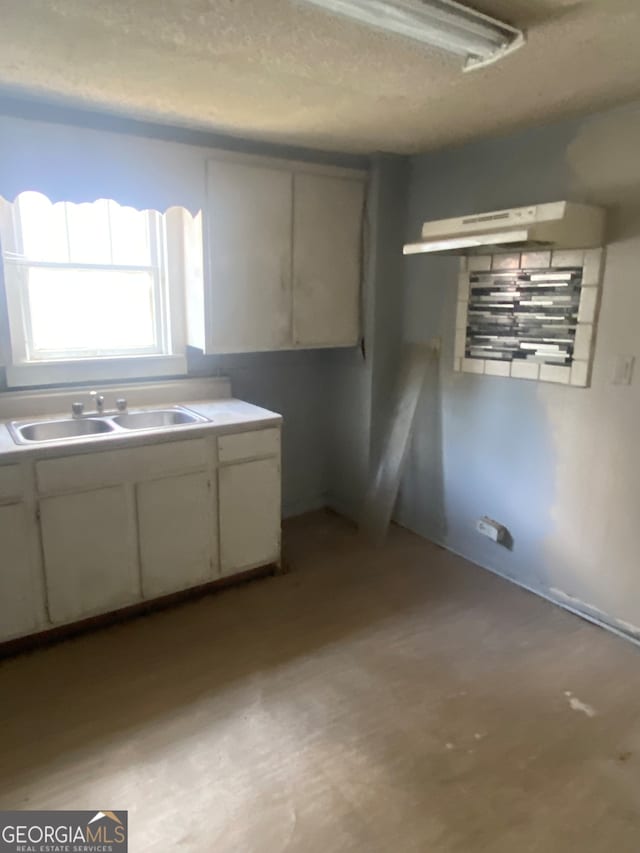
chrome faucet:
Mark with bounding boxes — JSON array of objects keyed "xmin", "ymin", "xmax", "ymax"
[
  {"xmin": 72, "ymin": 392, "xmax": 126, "ymax": 418},
  {"xmin": 90, "ymin": 390, "xmax": 105, "ymax": 415}
]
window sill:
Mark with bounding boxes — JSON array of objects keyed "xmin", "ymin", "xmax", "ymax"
[{"xmin": 5, "ymin": 355, "xmax": 188, "ymax": 389}]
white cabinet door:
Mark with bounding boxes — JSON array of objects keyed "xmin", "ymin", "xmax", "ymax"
[
  {"xmin": 137, "ymin": 473, "xmax": 217, "ymax": 599},
  {"xmin": 40, "ymin": 485, "xmax": 139, "ymax": 624},
  {"xmin": 0, "ymin": 503, "xmax": 43, "ymax": 641},
  {"xmin": 219, "ymin": 458, "xmax": 281, "ymax": 576},
  {"xmin": 206, "ymin": 159, "xmax": 293, "ymax": 352},
  {"xmin": 292, "ymin": 173, "xmax": 364, "ymax": 347}
]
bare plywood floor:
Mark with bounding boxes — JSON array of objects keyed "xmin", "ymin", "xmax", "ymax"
[{"xmin": 1, "ymin": 511, "xmax": 639, "ymax": 851}]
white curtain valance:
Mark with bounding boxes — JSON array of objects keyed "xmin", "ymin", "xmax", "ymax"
[{"xmin": 0, "ymin": 114, "xmax": 205, "ymax": 215}]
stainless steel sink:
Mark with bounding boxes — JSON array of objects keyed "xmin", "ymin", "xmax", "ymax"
[
  {"xmin": 8, "ymin": 405, "xmax": 208, "ymax": 445},
  {"xmin": 112, "ymin": 408, "xmax": 206, "ymax": 430},
  {"xmin": 12, "ymin": 417, "xmax": 115, "ymax": 444}
]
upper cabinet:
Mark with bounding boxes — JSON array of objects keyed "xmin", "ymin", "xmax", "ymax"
[
  {"xmin": 205, "ymin": 160, "xmax": 294, "ymax": 352},
  {"xmin": 292, "ymin": 173, "xmax": 365, "ymax": 348},
  {"xmin": 189, "ymin": 154, "xmax": 366, "ymax": 354}
]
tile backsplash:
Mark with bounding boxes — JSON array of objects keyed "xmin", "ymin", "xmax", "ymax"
[{"xmin": 453, "ymin": 248, "xmax": 604, "ymax": 387}]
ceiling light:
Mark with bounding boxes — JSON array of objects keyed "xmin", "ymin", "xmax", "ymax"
[{"xmin": 296, "ymin": 0, "xmax": 525, "ymax": 71}]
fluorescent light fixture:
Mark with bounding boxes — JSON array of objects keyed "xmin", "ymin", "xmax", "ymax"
[{"xmin": 297, "ymin": 0, "xmax": 525, "ymax": 71}]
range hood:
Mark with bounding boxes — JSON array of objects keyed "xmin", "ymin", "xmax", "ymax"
[{"xmin": 403, "ymin": 201, "xmax": 605, "ymax": 256}]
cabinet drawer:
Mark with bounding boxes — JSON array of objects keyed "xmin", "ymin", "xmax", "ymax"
[
  {"xmin": 0, "ymin": 465, "xmax": 24, "ymax": 502},
  {"xmin": 218, "ymin": 428, "xmax": 280, "ymax": 464},
  {"xmin": 36, "ymin": 439, "xmax": 209, "ymax": 494}
]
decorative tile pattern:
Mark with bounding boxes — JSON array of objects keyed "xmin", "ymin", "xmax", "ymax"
[
  {"xmin": 466, "ymin": 266, "xmax": 582, "ymax": 364},
  {"xmin": 455, "ymin": 249, "xmax": 603, "ymax": 387}
]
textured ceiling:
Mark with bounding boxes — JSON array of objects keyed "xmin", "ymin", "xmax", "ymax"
[{"xmin": 1, "ymin": 0, "xmax": 640, "ymax": 154}]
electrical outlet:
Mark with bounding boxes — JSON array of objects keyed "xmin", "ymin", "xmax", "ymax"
[
  {"xmin": 476, "ymin": 516, "xmax": 507, "ymax": 544},
  {"xmin": 612, "ymin": 355, "xmax": 635, "ymax": 386}
]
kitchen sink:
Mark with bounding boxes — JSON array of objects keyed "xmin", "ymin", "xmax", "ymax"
[
  {"xmin": 112, "ymin": 408, "xmax": 206, "ymax": 430},
  {"xmin": 12, "ymin": 417, "xmax": 115, "ymax": 444},
  {"xmin": 8, "ymin": 406, "xmax": 208, "ymax": 445}
]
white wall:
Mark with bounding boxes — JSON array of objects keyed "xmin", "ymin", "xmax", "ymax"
[{"xmin": 398, "ymin": 101, "xmax": 640, "ymax": 641}]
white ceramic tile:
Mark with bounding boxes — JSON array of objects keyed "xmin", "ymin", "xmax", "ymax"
[
  {"xmin": 484, "ymin": 360, "xmax": 510, "ymax": 377},
  {"xmin": 582, "ymin": 248, "xmax": 604, "ymax": 285},
  {"xmin": 520, "ymin": 251, "xmax": 551, "ymax": 269},
  {"xmin": 468, "ymin": 255, "xmax": 492, "ymax": 272},
  {"xmin": 510, "ymin": 361, "xmax": 540, "ymax": 381},
  {"xmin": 570, "ymin": 360, "xmax": 590, "ymax": 387},
  {"xmin": 463, "ymin": 358, "xmax": 485, "ymax": 375},
  {"xmin": 552, "ymin": 249, "xmax": 584, "ymax": 268},
  {"xmin": 492, "ymin": 253, "xmax": 520, "ymax": 270},
  {"xmin": 457, "ymin": 272, "xmax": 470, "ymax": 301},
  {"xmin": 456, "ymin": 300, "xmax": 468, "ymax": 330},
  {"xmin": 573, "ymin": 323, "xmax": 594, "ymax": 361},
  {"xmin": 578, "ymin": 286, "xmax": 599, "ymax": 324},
  {"xmin": 454, "ymin": 331, "xmax": 466, "ymax": 359},
  {"xmin": 539, "ymin": 364, "xmax": 571, "ymax": 384},
  {"xmin": 453, "ymin": 357, "xmax": 462, "ymax": 373}
]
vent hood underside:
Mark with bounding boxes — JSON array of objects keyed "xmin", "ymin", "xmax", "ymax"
[
  {"xmin": 403, "ymin": 202, "xmax": 606, "ymax": 257},
  {"xmin": 403, "ymin": 229, "xmax": 537, "ymax": 256}
]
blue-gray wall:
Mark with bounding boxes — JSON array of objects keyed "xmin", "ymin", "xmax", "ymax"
[
  {"xmin": 397, "ymin": 101, "xmax": 640, "ymax": 640},
  {"xmin": 323, "ymin": 155, "xmax": 409, "ymax": 520}
]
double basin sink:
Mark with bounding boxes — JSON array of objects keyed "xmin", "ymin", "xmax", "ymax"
[{"xmin": 9, "ymin": 406, "xmax": 208, "ymax": 445}]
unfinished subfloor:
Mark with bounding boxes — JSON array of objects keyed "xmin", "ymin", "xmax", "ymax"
[{"xmin": 1, "ymin": 511, "xmax": 639, "ymax": 851}]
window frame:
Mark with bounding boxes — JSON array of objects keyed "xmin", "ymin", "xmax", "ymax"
[{"xmin": 0, "ymin": 196, "xmax": 188, "ymax": 388}]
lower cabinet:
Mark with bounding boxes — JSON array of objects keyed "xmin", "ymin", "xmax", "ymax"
[
  {"xmin": 137, "ymin": 472, "xmax": 217, "ymax": 599},
  {"xmin": 0, "ymin": 502, "xmax": 44, "ymax": 639},
  {"xmin": 39, "ymin": 485, "xmax": 139, "ymax": 624},
  {"xmin": 0, "ymin": 425, "xmax": 282, "ymax": 642},
  {"xmin": 219, "ymin": 457, "xmax": 281, "ymax": 575}
]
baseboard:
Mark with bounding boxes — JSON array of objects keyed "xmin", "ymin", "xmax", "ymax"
[
  {"xmin": 417, "ymin": 531, "xmax": 640, "ymax": 651},
  {"xmin": 0, "ymin": 564, "xmax": 275, "ymax": 659}
]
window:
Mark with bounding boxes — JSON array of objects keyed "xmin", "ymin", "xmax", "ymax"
[{"xmin": 0, "ymin": 192, "xmax": 189, "ymax": 386}]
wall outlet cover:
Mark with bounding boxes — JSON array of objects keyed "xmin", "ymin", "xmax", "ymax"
[
  {"xmin": 612, "ymin": 355, "xmax": 635, "ymax": 386},
  {"xmin": 476, "ymin": 516, "xmax": 509, "ymax": 544}
]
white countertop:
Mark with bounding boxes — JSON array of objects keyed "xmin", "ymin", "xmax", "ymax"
[{"xmin": 0, "ymin": 397, "xmax": 282, "ymax": 464}]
